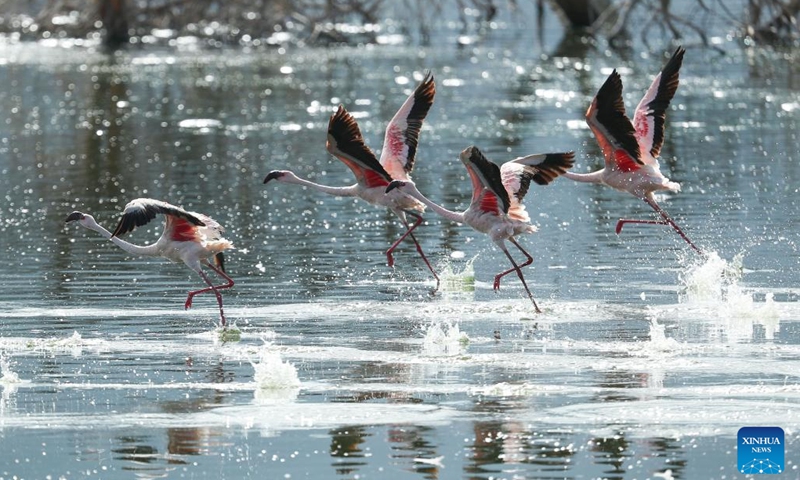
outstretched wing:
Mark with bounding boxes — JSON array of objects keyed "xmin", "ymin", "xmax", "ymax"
[
  {"xmin": 633, "ymin": 46, "xmax": 685, "ymax": 162},
  {"xmin": 500, "ymin": 152, "xmax": 575, "ymax": 221},
  {"xmin": 586, "ymin": 70, "xmax": 642, "ymax": 172},
  {"xmin": 326, "ymin": 105, "xmax": 393, "ymax": 189},
  {"xmin": 459, "ymin": 146, "xmax": 510, "ymax": 216},
  {"xmin": 111, "ymin": 198, "xmax": 204, "ymax": 237},
  {"xmin": 379, "ymin": 72, "xmax": 435, "ymax": 180}
]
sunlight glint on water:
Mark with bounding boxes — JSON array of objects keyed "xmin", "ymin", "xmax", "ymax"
[{"xmin": 0, "ymin": 4, "xmax": 798, "ymax": 476}]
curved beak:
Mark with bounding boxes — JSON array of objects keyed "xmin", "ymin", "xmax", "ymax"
[
  {"xmin": 385, "ymin": 180, "xmax": 405, "ymax": 194},
  {"xmin": 65, "ymin": 211, "xmax": 85, "ymax": 223},
  {"xmin": 263, "ymin": 171, "xmax": 284, "ymax": 184}
]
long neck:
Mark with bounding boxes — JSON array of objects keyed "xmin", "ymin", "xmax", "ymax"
[
  {"xmin": 85, "ymin": 221, "xmax": 159, "ymax": 256},
  {"xmin": 406, "ymin": 186, "xmax": 465, "ymax": 224},
  {"xmin": 284, "ymin": 175, "xmax": 358, "ymax": 197},
  {"xmin": 562, "ymin": 170, "xmax": 605, "ymax": 184}
]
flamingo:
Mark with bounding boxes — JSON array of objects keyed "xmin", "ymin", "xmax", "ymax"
[
  {"xmin": 563, "ymin": 46, "xmax": 701, "ymax": 254},
  {"xmin": 386, "ymin": 146, "xmax": 574, "ymax": 312},
  {"xmin": 65, "ymin": 198, "xmax": 235, "ymax": 326},
  {"xmin": 264, "ymin": 73, "xmax": 441, "ymax": 289}
]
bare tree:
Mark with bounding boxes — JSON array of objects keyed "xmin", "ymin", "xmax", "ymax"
[{"xmin": 0, "ymin": 0, "xmax": 795, "ymax": 49}]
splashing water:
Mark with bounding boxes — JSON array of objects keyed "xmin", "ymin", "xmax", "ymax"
[
  {"xmin": 679, "ymin": 251, "xmax": 744, "ymax": 303},
  {"xmin": 678, "ymin": 251, "xmax": 780, "ymax": 340},
  {"xmin": 439, "ymin": 253, "xmax": 477, "ymax": 294},
  {"xmin": 250, "ymin": 344, "xmax": 300, "ymax": 396},
  {"xmin": 0, "ymin": 355, "xmax": 20, "ymax": 386},
  {"xmin": 422, "ymin": 322, "xmax": 469, "ymax": 357},
  {"xmin": 646, "ymin": 314, "xmax": 681, "ymax": 352}
]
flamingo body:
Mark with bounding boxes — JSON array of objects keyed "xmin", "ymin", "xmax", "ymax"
[
  {"xmin": 564, "ymin": 47, "xmax": 701, "ymax": 253},
  {"xmin": 65, "ymin": 198, "xmax": 234, "ymax": 326},
  {"xmin": 386, "ymin": 146, "xmax": 574, "ymax": 312}
]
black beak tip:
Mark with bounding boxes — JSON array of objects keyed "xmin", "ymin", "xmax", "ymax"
[
  {"xmin": 65, "ymin": 211, "xmax": 84, "ymax": 223},
  {"xmin": 263, "ymin": 171, "xmax": 282, "ymax": 184},
  {"xmin": 385, "ymin": 181, "xmax": 402, "ymax": 194}
]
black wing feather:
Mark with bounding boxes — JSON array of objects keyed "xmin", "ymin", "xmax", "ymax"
[
  {"xmin": 594, "ymin": 70, "xmax": 642, "ymax": 165},
  {"xmin": 646, "ymin": 46, "xmax": 685, "ymax": 158},
  {"xmin": 111, "ymin": 199, "xmax": 204, "ymax": 237},
  {"xmin": 327, "ymin": 105, "xmax": 392, "ymax": 182},
  {"xmin": 466, "ymin": 146, "xmax": 511, "ymax": 214},
  {"xmin": 514, "ymin": 152, "xmax": 576, "ymax": 202},
  {"xmin": 402, "ymin": 71, "xmax": 436, "ymax": 175}
]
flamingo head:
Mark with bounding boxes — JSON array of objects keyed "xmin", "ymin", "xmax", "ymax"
[
  {"xmin": 65, "ymin": 211, "xmax": 97, "ymax": 228},
  {"xmin": 385, "ymin": 180, "xmax": 409, "ymax": 194},
  {"xmin": 263, "ymin": 170, "xmax": 293, "ymax": 184}
]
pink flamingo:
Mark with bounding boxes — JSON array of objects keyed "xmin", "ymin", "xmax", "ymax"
[
  {"xmin": 563, "ymin": 46, "xmax": 701, "ymax": 254},
  {"xmin": 65, "ymin": 198, "xmax": 234, "ymax": 326},
  {"xmin": 386, "ymin": 146, "xmax": 574, "ymax": 312},
  {"xmin": 265, "ymin": 73, "xmax": 440, "ymax": 289}
]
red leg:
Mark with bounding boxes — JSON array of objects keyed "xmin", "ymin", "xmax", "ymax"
[
  {"xmin": 615, "ymin": 218, "xmax": 668, "ymax": 234},
  {"xmin": 616, "ymin": 198, "xmax": 702, "ymax": 255},
  {"xmin": 493, "ymin": 244, "xmax": 533, "ymax": 291},
  {"xmin": 386, "ymin": 212, "xmax": 440, "ymax": 292},
  {"xmin": 643, "ymin": 197, "xmax": 702, "ymax": 254},
  {"xmin": 184, "ymin": 265, "xmax": 234, "ymax": 309},
  {"xmin": 184, "ymin": 261, "xmax": 235, "ymax": 327},
  {"xmin": 496, "ymin": 239, "xmax": 541, "ymax": 313},
  {"xmin": 386, "ymin": 212, "xmax": 422, "ymax": 267}
]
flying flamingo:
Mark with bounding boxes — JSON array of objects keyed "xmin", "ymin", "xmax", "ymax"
[
  {"xmin": 563, "ymin": 46, "xmax": 701, "ymax": 254},
  {"xmin": 386, "ymin": 146, "xmax": 574, "ymax": 312},
  {"xmin": 264, "ymin": 73, "xmax": 441, "ymax": 289},
  {"xmin": 65, "ymin": 198, "xmax": 235, "ymax": 327}
]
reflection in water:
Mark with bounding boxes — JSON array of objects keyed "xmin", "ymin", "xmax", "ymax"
[
  {"xmin": 465, "ymin": 415, "xmax": 580, "ymax": 479},
  {"xmin": 113, "ymin": 436, "xmax": 163, "ymax": 467},
  {"xmin": 109, "ymin": 359, "xmax": 232, "ymax": 475},
  {"xmin": 523, "ymin": 428, "xmax": 576, "ymax": 476},
  {"xmin": 466, "ymin": 419, "xmax": 513, "ymax": 475},
  {"xmin": 591, "ymin": 432, "xmax": 630, "ymax": 479},
  {"xmin": 388, "ymin": 425, "xmax": 441, "ymax": 479},
  {"xmin": 330, "ymin": 425, "xmax": 370, "ymax": 476},
  {"xmin": 167, "ymin": 427, "xmax": 217, "ymax": 458}
]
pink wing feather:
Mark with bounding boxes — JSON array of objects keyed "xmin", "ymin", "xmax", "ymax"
[
  {"xmin": 632, "ymin": 47, "xmax": 685, "ymax": 164},
  {"xmin": 379, "ymin": 72, "xmax": 435, "ymax": 181}
]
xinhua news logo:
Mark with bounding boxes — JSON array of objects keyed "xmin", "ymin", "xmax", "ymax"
[{"xmin": 738, "ymin": 427, "xmax": 784, "ymax": 475}]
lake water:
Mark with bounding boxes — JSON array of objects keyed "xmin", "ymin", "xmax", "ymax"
[{"xmin": 0, "ymin": 3, "xmax": 799, "ymax": 479}]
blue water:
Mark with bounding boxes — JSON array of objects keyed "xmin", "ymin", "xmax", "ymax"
[{"xmin": 0, "ymin": 2, "xmax": 799, "ymax": 478}]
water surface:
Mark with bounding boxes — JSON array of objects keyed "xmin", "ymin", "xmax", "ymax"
[{"xmin": 0, "ymin": 4, "xmax": 799, "ymax": 478}]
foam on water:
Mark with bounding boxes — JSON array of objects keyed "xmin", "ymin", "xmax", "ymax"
[
  {"xmin": 0, "ymin": 355, "xmax": 20, "ymax": 386},
  {"xmin": 0, "ymin": 402, "xmax": 459, "ymax": 431}
]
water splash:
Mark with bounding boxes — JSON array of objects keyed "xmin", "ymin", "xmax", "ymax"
[
  {"xmin": 251, "ymin": 344, "xmax": 301, "ymax": 404},
  {"xmin": 29, "ymin": 331, "xmax": 85, "ymax": 358},
  {"xmin": 0, "ymin": 355, "xmax": 20, "ymax": 386},
  {"xmin": 646, "ymin": 314, "xmax": 681, "ymax": 352},
  {"xmin": 217, "ymin": 325, "xmax": 242, "ymax": 343},
  {"xmin": 439, "ymin": 253, "xmax": 477, "ymax": 294},
  {"xmin": 0, "ymin": 354, "xmax": 22, "ymax": 415},
  {"xmin": 678, "ymin": 251, "xmax": 780, "ymax": 340},
  {"xmin": 679, "ymin": 251, "xmax": 743, "ymax": 302},
  {"xmin": 421, "ymin": 322, "xmax": 469, "ymax": 357}
]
